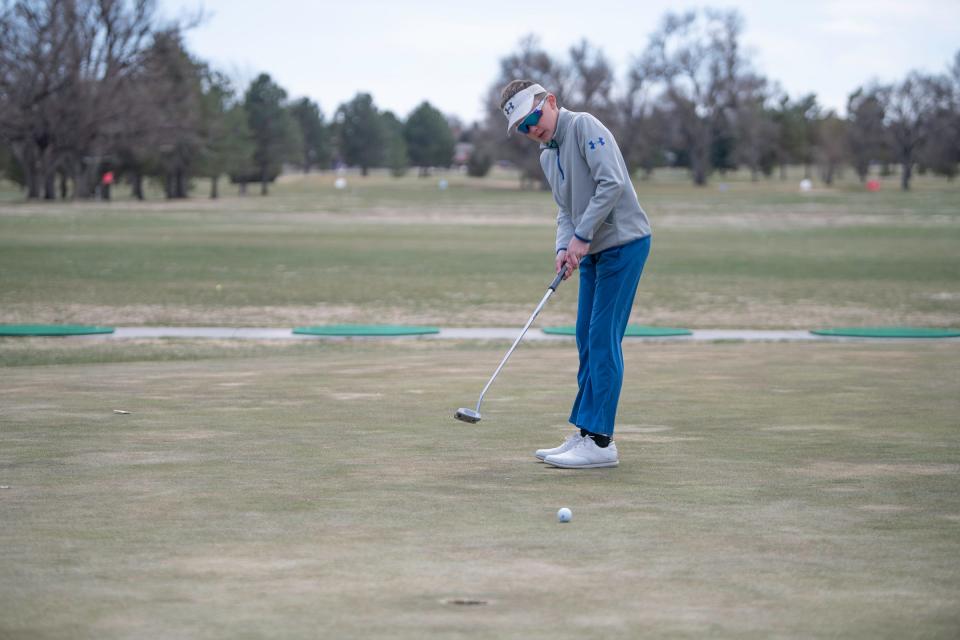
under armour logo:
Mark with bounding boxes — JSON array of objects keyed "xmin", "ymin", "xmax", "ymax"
[
  {"xmin": 504, "ymin": 101, "xmax": 516, "ymax": 115},
  {"xmin": 588, "ymin": 137, "xmax": 606, "ymax": 150}
]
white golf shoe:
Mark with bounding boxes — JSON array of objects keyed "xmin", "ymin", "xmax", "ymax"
[
  {"xmin": 535, "ymin": 432, "xmax": 585, "ymax": 461},
  {"xmin": 544, "ymin": 437, "xmax": 619, "ymax": 469}
]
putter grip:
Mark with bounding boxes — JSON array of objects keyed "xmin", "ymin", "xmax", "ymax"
[{"xmin": 549, "ymin": 266, "xmax": 568, "ymax": 291}]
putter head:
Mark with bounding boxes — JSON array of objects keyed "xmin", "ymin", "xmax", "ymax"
[{"xmin": 454, "ymin": 408, "xmax": 481, "ymax": 423}]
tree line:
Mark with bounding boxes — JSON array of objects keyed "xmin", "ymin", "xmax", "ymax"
[
  {"xmin": 0, "ymin": 0, "xmax": 457, "ymax": 200},
  {"xmin": 1, "ymin": 3, "xmax": 958, "ymax": 199},
  {"xmin": 478, "ymin": 10, "xmax": 960, "ymax": 190}
]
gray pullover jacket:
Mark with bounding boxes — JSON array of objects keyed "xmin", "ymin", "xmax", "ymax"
[{"xmin": 540, "ymin": 108, "xmax": 651, "ymax": 255}]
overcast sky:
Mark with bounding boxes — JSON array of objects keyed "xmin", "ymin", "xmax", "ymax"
[{"xmin": 162, "ymin": 0, "xmax": 960, "ymax": 122}]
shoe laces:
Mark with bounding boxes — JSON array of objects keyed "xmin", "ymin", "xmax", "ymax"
[{"xmin": 571, "ymin": 435, "xmax": 594, "ymax": 451}]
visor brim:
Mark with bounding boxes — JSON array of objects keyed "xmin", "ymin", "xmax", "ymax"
[{"xmin": 503, "ymin": 84, "xmax": 546, "ymax": 135}]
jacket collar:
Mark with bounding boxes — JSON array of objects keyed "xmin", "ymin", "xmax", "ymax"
[{"xmin": 540, "ymin": 107, "xmax": 570, "ymax": 150}]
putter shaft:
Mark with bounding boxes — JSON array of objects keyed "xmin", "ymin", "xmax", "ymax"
[{"xmin": 472, "ymin": 268, "xmax": 567, "ymax": 414}]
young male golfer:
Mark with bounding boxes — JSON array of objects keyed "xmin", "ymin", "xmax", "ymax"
[{"xmin": 500, "ymin": 80, "xmax": 651, "ymax": 469}]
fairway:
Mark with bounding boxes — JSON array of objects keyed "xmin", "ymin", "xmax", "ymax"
[
  {"xmin": 1, "ymin": 170, "xmax": 959, "ymax": 329},
  {"xmin": 2, "ymin": 170, "xmax": 959, "ymax": 637},
  {"xmin": 1, "ymin": 340, "xmax": 959, "ymax": 638}
]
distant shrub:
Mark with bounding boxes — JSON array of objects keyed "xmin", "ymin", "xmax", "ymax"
[{"xmin": 467, "ymin": 150, "xmax": 493, "ymax": 178}]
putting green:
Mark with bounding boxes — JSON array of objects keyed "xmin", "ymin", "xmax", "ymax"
[
  {"xmin": 292, "ymin": 324, "xmax": 439, "ymax": 337},
  {"xmin": 0, "ymin": 324, "xmax": 114, "ymax": 336},
  {"xmin": 543, "ymin": 324, "xmax": 692, "ymax": 337},
  {"xmin": 3, "ymin": 342, "xmax": 958, "ymax": 637},
  {"xmin": 811, "ymin": 327, "xmax": 960, "ymax": 338}
]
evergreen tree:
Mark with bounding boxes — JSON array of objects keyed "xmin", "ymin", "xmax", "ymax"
[
  {"xmin": 334, "ymin": 93, "xmax": 385, "ymax": 176},
  {"xmin": 244, "ymin": 73, "xmax": 298, "ymax": 195},
  {"xmin": 381, "ymin": 111, "xmax": 409, "ymax": 177},
  {"xmin": 404, "ymin": 102, "xmax": 455, "ymax": 176},
  {"xmin": 197, "ymin": 73, "xmax": 255, "ymax": 198},
  {"xmin": 289, "ymin": 98, "xmax": 330, "ymax": 173}
]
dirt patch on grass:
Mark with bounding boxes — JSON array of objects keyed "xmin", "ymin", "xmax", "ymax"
[
  {"xmin": 329, "ymin": 392, "xmax": 383, "ymax": 401},
  {"xmin": 69, "ymin": 451, "xmax": 209, "ymax": 466},
  {"xmin": 655, "ymin": 211, "xmax": 960, "ymax": 230},
  {"xmin": 10, "ymin": 202, "xmax": 943, "ymax": 230},
  {"xmin": 859, "ymin": 505, "xmax": 913, "ymax": 513},
  {"xmin": 136, "ymin": 429, "xmax": 229, "ymax": 442},
  {"xmin": 0, "ymin": 302, "xmax": 578, "ymax": 328},
  {"xmin": 617, "ymin": 424, "xmax": 673, "ymax": 433},
  {"xmin": 7, "ymin": 298, "xmax": 956, "ymax": 329},
  {"xmin": 615, "ymin": 425, "xmax": 700, "ymax": 443},
  {"xmin": 0, "ymin": 302, "xmax": 376, "ymax": 326},
  {"xmin": 928, "ymin": 292, "xmax": 960, "ymax": 301},
  {"xmin": 299, "ymin": 208, "xmax": 549, "ymax": 227},
  {"xmin": 616, "ymin": 434, "xmax": 703, "ymax": 444},
  {"xmin": 793, "ymin": 462, "xmax": 960, "ymax": 480},
  {"xmin": 762, "ymin": 424, "xmax": 854, "ymax": 432},
  {"xmin": 636, "ymin": 299, "xmax": 960, "ymax": 330}
]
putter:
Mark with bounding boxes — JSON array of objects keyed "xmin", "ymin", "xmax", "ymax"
[{"xmin": 455, "ymin": 265, "xmax": 569, "ymax": 423}]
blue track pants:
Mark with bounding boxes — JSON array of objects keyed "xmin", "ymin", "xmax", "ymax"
[{"xmin": 569, "ymin": 235, "xmax": 651, "ymax": 437}]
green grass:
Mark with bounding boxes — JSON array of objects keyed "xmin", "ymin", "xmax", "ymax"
[
  {"xmin": 1, "ymin": 341, "xmax": 958, "ymax": 638},
  {"xmin": 1, "ymin": 169, "xmax": 958, "ymax": 329},
  {"xmin": 2, "ymin": 169, "xmax": 959, "ymax": 637},
  {"xmin": 0, "ymin": 337, "xmax": 347, "ymax": 367}
]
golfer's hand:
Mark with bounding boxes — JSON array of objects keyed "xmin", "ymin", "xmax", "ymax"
[
  {"xmin": 554, "ymin": 249, "xmax": 567, "ymax": 280},
  {"xmin": 556, "ymin": 249, "xmax": 573, "ymax": 280},
  {"xmin": 564, "ymin": 237, "xmax": 590, "ymax": 272}
]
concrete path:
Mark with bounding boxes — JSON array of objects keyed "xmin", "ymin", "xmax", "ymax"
[{"xmin": 92, "ymin": 327, "xmax": 960, "ymax": 343}]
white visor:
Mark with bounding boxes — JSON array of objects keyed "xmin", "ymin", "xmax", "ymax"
[{"xmin": 502, "ymin": 84, "xmax": 546, "ymax": 135}]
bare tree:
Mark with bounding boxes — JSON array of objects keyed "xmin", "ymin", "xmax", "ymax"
[
  {"xmin": 881, "ymin": 72, "xmax": 952, "ymax": 190},
  {"xmin": 641, "ymin": 9, "xmax": 747, "ymax": 185},
  {"xmin": 616, "ymin": 57, "xmax": 659, "ymax": 176},
  {"xmin": 847, "ymin": 87, "xmax": 886, "ymax": 182},
  {"xmin": 483, "ymin": 34, "xmax": 570, "ymax": 189},
  {"xmin": 733, "ymin": 74, "xmax": 777, "ymax": 181},
  {"xmin": 769, "ymin": 93, "xmax": 819, "ymax": 180},
  {"xmin": 0, "ymin": 0, "xmax": 173, "ymax": 199},
  {"xmin": 815, "ymin": 112, "xmax": 848, "ymax": 185},
  {"xmin": 0, "ymin": 1, "xmax": 77, "ymax": 198},
  {"xmin": 918, "ymin": 51, "xmax": 960, "ymax": 180},
  {"xmin": 566, "ymin": 40, "xmax": 616, "ymax": 123}
]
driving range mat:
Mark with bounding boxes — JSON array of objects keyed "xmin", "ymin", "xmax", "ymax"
[{"xmin": 0, "ymin": 324, "xmax": 115, "ymax": 337}]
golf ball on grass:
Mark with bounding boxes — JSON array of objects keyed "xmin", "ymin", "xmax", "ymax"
[{"xmin": 557, "ymin": 507, "xmax": 572, "ymax": 523}]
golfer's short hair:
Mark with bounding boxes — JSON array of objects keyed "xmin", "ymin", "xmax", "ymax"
[{"xmin": 500, "ymin": 79, "xmax": 547, "ymax": 110}]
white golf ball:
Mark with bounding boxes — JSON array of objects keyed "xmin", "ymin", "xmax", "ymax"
[
  {"xmin": 334, "ymin": 177, "xmax": 347, "ymax": 190},
  {"xmin": 557, "ymin": 507, "xmax": 572, "ymax": 523}
]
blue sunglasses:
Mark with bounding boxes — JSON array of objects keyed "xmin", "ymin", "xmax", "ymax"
[{"xmin": 516, "ymin": 96, "xmax": 548, "ymax": 134}]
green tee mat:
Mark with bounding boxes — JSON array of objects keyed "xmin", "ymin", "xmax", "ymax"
[
  {"xmin": 810, "ymin": 327, "xmax": 960, "ymax": 338},
  {"xmin": 0, "ymin": 325, "xmax": 115, "ymax": 336},
  {"xmin": 292, "ymin": 325, "xmax": 440, "ymax": 336},
  {"xmin": 543, "ymin": 325, "xmax": 693, "ymax": 337}
]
